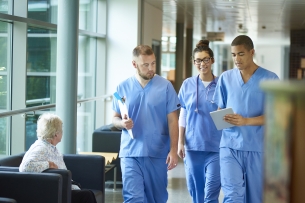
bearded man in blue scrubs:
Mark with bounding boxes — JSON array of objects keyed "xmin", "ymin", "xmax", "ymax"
[
  {"xmin": 213, "ymin": 35, "xmax": 279, "ymax": 203},
  {"xmin": 112, "ymin": 45, "xmax": 180, "ymax": 203}
]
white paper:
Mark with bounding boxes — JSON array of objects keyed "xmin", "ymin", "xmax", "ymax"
[{"xmin": 118, "ymin": 100, "xmax": 134, "ymax": 139}]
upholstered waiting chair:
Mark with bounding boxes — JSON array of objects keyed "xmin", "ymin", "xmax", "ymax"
[
  {"xmin": 0, "ymin": 197, "xmax": 17, "ymax": 203},
  {"xmin": 0, "ymin": 153, "xmax": 105, "ymax": 203}
]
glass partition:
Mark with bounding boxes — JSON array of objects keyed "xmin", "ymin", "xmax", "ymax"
[
  {"xmin": 0, "ymin": 21, "xmax": 11, "ymax": 155},
  {"xmin": 77, "ymin": 36, "xmax": 97, "ymax": 152}
]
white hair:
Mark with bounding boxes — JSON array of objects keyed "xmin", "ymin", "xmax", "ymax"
[{"xmin": 36, "ymin": 113, "xmax": 62, "ymax": 140}]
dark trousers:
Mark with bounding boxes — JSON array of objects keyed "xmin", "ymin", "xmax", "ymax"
[{"xmin": 71, "ymin": 190, "xmax": 97, "ymax": 203}]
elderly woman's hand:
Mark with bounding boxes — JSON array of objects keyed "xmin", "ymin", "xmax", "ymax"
[{"xmin": 48, "ymin": 161, "xmax": 58, "ymax": 169}]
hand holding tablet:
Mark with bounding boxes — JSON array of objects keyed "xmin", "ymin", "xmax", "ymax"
[{"xmin": 210, "ymin": 108, "xmax": 235, "ymax": 130}]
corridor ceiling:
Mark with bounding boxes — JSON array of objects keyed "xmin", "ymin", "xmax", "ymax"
[{"xmin": 145, "ymin": 0, "xmax": 305, "ymax": 44}]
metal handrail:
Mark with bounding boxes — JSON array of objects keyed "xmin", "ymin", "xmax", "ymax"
[{"xmin": 0, "ymin": 94, "xmax": 112, "ymax": 118}]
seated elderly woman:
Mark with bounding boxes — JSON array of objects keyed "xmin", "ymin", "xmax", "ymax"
[{"xmin": 19, "ymin": 113, "xmax": 97, "ymax": 203}]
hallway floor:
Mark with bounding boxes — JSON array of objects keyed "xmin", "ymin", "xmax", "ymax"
[{"xmin": 105, "ymin": 159, "xmax": 224, "ymax": 203}]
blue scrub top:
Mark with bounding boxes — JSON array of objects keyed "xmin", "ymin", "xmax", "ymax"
[
  {"xmin": 213, "ymin": 67, "xmax": 279, "ymax": 152},
  {"xmin": 178, "ymin": 75, "xmax": 222, "ymax": 152},
  {"xmin": 113, "ymin": 74, "xmax": 180, "ymax": 158}
]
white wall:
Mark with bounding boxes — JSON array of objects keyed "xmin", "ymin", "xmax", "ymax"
[
  {"xmin": 142, "ymin": 3, "xmax": 162, "ymax": 46},
  {"xmin": 104, "ymin": 0, "xmax": 141, "ymax": 124},
  {"xmin": 103, "ymin": 0, "xmax": 163, "ymax": 125},
  {"xmin": 255, "ymin": 45, "xmax": 285, "ymax": 79}
]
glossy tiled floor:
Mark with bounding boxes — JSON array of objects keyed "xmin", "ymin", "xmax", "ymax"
[{"xmin": 105, "ymin": 159, "xmax": 224, "ymax": 203}]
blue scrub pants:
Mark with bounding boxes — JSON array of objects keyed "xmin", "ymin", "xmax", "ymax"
[
  {"xmin": 184, "ymin": 151, "xmax": 221, "ymax": 203},
  {"xmin": 220, "ymin": 148, "xmax": 263, "ymax": 203},
  {"xmin": 120, "ymin": 157, "xmax": 168, "ymax": 203}
]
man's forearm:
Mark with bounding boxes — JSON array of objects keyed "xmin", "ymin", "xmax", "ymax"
[
  {"xmin": 112, "ymin": 117, "xmax": 124, "ymax": 130},
  {"xmin": 245, "ymin": 115, "xmax": 264, "ymax": 126},
  {"xmin": 168, "ymin": 111, "xmax": 179, "ymax": 151}
]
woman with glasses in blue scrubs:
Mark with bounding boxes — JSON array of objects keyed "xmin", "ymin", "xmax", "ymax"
[{"xmin": 178, "ymin": 40, "xmax": 222, "ymax": 203}]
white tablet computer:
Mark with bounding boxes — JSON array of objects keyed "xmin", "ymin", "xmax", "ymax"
[{"xmin": 210, "ymin": 108, "xmax": 235, "ymax": 130}]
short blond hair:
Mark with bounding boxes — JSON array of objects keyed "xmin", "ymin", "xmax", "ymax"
[{"xmin": 36, "ymin": 113, "xmax": 62, "ymax": 140}]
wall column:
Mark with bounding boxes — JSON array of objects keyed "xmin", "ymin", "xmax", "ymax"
[
  {"xmin": 185, "ymin": 28, "xmax": 193, "ymax": 79},
  {"xmin": 56, "ymin": 1, "xmax": 79, "ymax": 154},
  {"xmin": 174, "ymin": 23, "xmax": 184, "ymax": 92}
]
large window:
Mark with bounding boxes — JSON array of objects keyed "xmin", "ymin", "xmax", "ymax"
[
  {"xmin": 0, "ymin": 0, "xmax": 12, "ymax": 14},
  {"xmin": 28, "ymin": 0, "xmax": 98, "ymax": 32},
  {"xmin": 76, "ymin": 36, "xmax": 97, "ymax": 152},
  {"xmin": 28, "ymin": 0, "xmax": 58, "ymax": 24},
  {"xmin": 161, "ymin": 36, "xmax": 176, "ymax": 82},
  {"xmin": 25, "ymin": 27, "xmax": 57, "ymax": 149},
  {"xmin": 0, "ymin": 0, "xmax": 106, "ymax": 155},
  {"xmin": 21, "ymin": 0, "xmax": 104, "ymax": 152},
  {"xmin": 0, "ymin": 21, "xmax": 11, "ymax": 154}
]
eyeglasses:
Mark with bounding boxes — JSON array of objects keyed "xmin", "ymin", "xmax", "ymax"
[{"xmin": 194, "ymin": 57, "xmax": 212, "ymax": 65}]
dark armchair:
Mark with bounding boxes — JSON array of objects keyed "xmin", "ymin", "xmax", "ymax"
[
  {"xmin": 92, "ymin": 124, "xmax": 122, "ymax": 184},
  {"xmin": 0, "ymin": 153, "xmax": 72, "ymax": 203},
  {"xmin": 63, "ymin": 154, "xmax": 105, "ymax": 203},
  {"xmin": 0, "ymin": 153, "xmax": 105, "ymax": 203},
  {"xmin": 0, "ymin": 171, "xmax": 63, "ymax": 203}
]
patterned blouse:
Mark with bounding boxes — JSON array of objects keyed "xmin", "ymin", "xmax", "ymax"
[
  {"xmin": 19, "ymin": 139, "xmax": 80, "ymax": 190},
  {"xmin": 19, "ymin": 139, "xmax": 66, "ymax": 172}
]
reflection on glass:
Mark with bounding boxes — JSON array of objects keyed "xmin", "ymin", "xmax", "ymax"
[
  {"xmin": 27, "ymin": 0, "xmax": 98, "ymax": 32},
  {"xmin": 162, "ymin": 40, "xmax": 168, "ymax": 52},
  {"xmin": 26, "ymin": 76, "xmax": 52, "ymax": 102},
  {"xmin": 0, "ymin": 22, "xmax": 8, "ymax": 74},
  {"xmin": 169, "ymin": 37, "xmax": 176, "ymax": 52},
  {"xmin": 27, "ymin": 27, "xmax": 57, "ymax": 72},
  {"xmin": 162, "ymin": 53, "xmax": 167, "ymax": 67},
  {"xmin": 25, "ymin": 110, "xmax": 55, "ymax": 150},
  {"xmin": 169, "ymin": 53, "xmax": 175, "ymax": 68},
  {"xmin": 77, "ymin": 36, "xmax": 97, "ymax": 152},
  {"xmin": 0, "ymin": 21, "xmax": 10, "ymax": 155},
  {"xmin": 0, "ymin": 76, "xmax": 7, "ymax": 109},
  {"xmin": 25, "ymin": 114, "xmax": 38, "ymax": 150},
  {"xmin": 161, "ymin": 36, "xmax": 176, "ymax": 81},
  {"xmin": 0, "ymin": 118, "xmax": 7, "ymax": 154},
  {"xmin": 28, "ymin": 0, "xmax": 58, "ymax": 24},
  {"xmin": 0, "ymin": 22, "xmax": 8, "ymax": 109},
  {"xmin": 26, "ymin": 26, "xmax": 57, "ymax": 147},
  {"xmin": 77, "ymin": 102, "xmax": 94, "ymax": 152},
  {"xmin": 0, "ymin": 0, "xmax": 12, "ymax": 14},
  {"xmin": 79, "ymin": 0, "xmax": 97, "ymax": 32}
]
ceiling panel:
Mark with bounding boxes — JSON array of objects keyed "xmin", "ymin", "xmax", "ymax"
[{"xmin": 145, "ymin": 0, "xmax": 305, "ymax": 43}]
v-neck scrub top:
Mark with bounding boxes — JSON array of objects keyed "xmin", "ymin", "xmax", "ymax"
[
  {"xmin": 213, "ymin": 67, "xmax": 279, "ymax": 152},
  {"xmin": 178, "ymin": 75, "xmax": 222, "ymax": 152},
  {"xmin": 113, "ymin": 74, "xmax": 180, "ymax": 158}
]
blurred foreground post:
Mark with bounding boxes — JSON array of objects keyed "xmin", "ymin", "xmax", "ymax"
[{"xmin": 261, "ymin": 80, "xmax": 305, "ymax": 203}]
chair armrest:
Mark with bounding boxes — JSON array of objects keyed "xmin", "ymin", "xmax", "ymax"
[
  {"xmin": 63, "ymin": 154, "xmax": 105, "ymax": 191},
  {"xmin": 0, "ymin": 167, "xmax": 71, "ymax": 203},
  {"xmin": 0, "ymin": 197, "xmax": 17, "ymax": 203},
  {"xmin": 0, "ymin": 171, "xmax": 62, "ymax": 203},
  {"xmin": 43, "ymin": 169, "xmax": 72, "ymax": 203},
  {"xmin": 0, "ymin": 153, "xmax": 24, "ymax": 167},
  {"xmin": 0, "ymin": 166, "xmax": 19, "ymax": 172}
]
